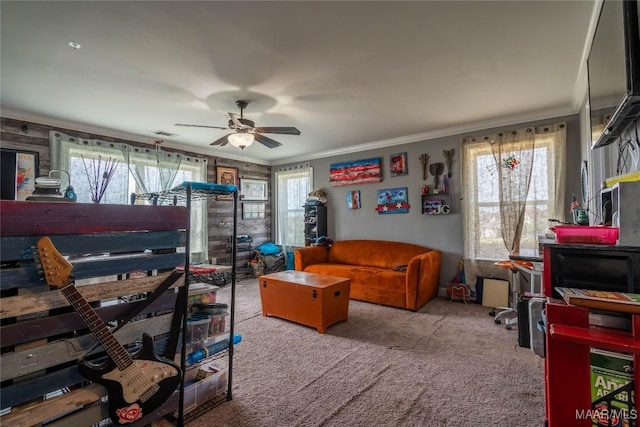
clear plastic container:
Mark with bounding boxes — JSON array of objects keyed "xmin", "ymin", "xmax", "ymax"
[
  {"xmin": 553, "ymin": 225, "xmax": 619, "ymax": 245},
  {"xmin": 187, "ymin": 318, "xmax": 211, "ymax": 345},
  {"xmin": 209, "ymin": 312, "xmax": 229, "ymax": 336},
  {"xmin": 182, "ymin": 366, "xmax": 228, "ymax": 414},
  {"xmin": 187, "ymin": 283, "xmax": 220, "ymax": 313}
]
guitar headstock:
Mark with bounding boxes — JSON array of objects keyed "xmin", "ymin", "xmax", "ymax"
[{"xmin": 34, "ymin": 236, "xmax": 73, "ymax": 288}]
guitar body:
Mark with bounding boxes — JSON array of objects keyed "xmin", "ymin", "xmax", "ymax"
[{"xmin": 78, "ymin": 333, "xmax": 181, "ymax": 425}]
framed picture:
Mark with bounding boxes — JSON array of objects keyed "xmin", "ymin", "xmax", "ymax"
[
  {"xmin": 241, "ymin": 178, "xmax": 268, "ymax": 201},
  {"xmin": 375, "ymin": 187, "xmax": 410, "ymax": 214},
  {"xmin": 390, "ymin": 152, "xmax": 408, "ymax": 177},
  {"xmin": 347, "ymin": 190, "xmax": 361, "ymax": 209},
  {"xmin": 329, "ymin": 157, "xmax": 382, "ymax": 187},
  {"xmin": 1, "ymin": 148, "xmax": 39, "ymax": 201},
  {"xmin": 216, "ymin": 166, "xmax": 238, "ymax": 200},
  {"xmin": 243, "ymin": 202, "xmax": 266, "ymax": 220}
]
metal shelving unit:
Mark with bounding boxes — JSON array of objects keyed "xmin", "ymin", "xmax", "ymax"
[{"xmin": 135, "ymin": 181, "xmax": 239, "ymax": 426}]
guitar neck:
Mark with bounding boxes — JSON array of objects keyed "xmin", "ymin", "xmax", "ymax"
[{"xmin": 61, "ymin": 284, "xmax": 133, "ymax": 371}]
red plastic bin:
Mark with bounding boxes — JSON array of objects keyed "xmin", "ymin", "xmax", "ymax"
[{"xmin": 553, "ymin": 225, "xmax": 619, "ymax": 245}]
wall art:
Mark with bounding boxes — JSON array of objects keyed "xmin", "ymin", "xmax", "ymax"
[
  {"xmin": 216, "ymin": 166, "xmax": 238, "ymax": 200},
  {"xmin": 0, "ymin": 148, "xmax": 39, "ymax": 201},
  {"xmin": 347, "ymin": 190, "xmax": 361, "ymax": 209},
  {"xmin": 243, "ymin": 202, "xmax": 266, "ymax": 219},
  {"xmin": 390, "ymin": 152, "xmax": 408, "ymax": 177},
  {"xmin": 375, "ymin": 187, "xmax": 409, "ymax": 214},
  {"xmin": 241, "ymin": 178, "xmax": 268, "ymax": 201},
  {"xmin": 329, "ymin": 157, "xmax": 382, "ymax": 187}
]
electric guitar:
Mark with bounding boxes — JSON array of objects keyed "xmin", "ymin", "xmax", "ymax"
[{"xmin": 35, "ymin": 236, "xmax": 182, "ymax": 425}]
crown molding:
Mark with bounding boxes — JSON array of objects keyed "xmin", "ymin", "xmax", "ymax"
[
  {"xmin": 0, "ymin": 108, "xmax": 269, "ymax": 165},
  {"xmin": 271, "ymin": 104, "xmax": 578, "ymax": 166}
]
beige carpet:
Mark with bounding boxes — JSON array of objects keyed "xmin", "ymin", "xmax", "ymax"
[{"xmin": 187, "ymin": 278, "xmax": 545, "ymax": 427}]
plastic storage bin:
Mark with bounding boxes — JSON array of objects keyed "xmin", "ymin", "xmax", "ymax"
[
  {"xmin": 553, "ymin": 225, "xmax": 619, "ymax": 245},
  {"xmin": 193, "ymin": 303, "xmax": 228, "ymax": 316},
  {"xmin": 182, "ymin": 365, "xmax": 228, "ymax": 414},
  {"xmin": 187, "ymin": 318, "xmax": 211, "ymax": 346},
  {"xmin": 187, "ymin": 283, "xmax": 219, "ymax": 313}
]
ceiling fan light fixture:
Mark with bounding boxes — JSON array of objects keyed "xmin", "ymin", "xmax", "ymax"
[{"xmin": 228, "ymin": 132, "xmax": 254, "ymax": 149}]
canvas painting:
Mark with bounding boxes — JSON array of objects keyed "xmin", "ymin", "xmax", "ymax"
[
  {"xmin": 375, "ymin": 187, "xmax": 409, "ymax": 214},
  {"xmin": 1, "ymin": 149, "xmax": 38, "ymax": 201},
  {"xmin": 390, "ymin": 152, "xmax": 408, "ymax": 177},
  {"xmin": 329, "ymin": 158, "xmax": 382, "ymax": 187},
  {"xmin": 16, "ymin": 152, "xmax": 37, "ymax": 201},
  {"xmin": 347, "ymin": 190, "xmax": 361, "ymax": 209}
]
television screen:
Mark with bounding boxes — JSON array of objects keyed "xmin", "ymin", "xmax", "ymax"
[
  {"xmin": 588, "ymin": 0, "xmax": 625, "ymax": 143},
  {"xmin": 588, "ymin": 0, "xmax": 640, "ymax": 149}
]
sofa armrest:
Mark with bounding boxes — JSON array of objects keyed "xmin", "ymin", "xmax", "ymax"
[
  {"xmin": 294, "ymin": 246, "xmax": 330, "ymax": 271},
  {"xmin": 405, "ymin": 250, "xmax": 442, "ymax": 311}
]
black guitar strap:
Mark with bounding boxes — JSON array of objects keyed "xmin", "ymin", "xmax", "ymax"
[
  {"xmin": 111, "ymin": 269, "xmax": 184, "ymax": 333},
  {"xmin": 79, "ymin": 269, "xmax": 184, "ymax": 360}
]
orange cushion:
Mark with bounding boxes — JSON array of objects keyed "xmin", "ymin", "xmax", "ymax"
[
  {"xmin": 303, "ymin": 264, "xmax": 405, "ymax": 291},
  {"xmin": 327, "ymin": 240, "xmax": 432, "ymax": 270}
]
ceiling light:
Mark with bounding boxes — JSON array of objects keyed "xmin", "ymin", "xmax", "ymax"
[{"xmin": 228, "ymin": 133, "xmax": 254, "ymax": 149}]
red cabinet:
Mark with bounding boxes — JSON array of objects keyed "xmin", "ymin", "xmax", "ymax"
[{"xmin": 543, "ymin": 244, "xmax": 640, "ymax": 427}]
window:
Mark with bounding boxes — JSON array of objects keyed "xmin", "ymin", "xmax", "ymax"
[
  {"xmin": 462, "ymin": 123, "xmax": 566, "ymax": 260},
  {"xmin": 274, "ymin": 166, "xmax": 313, "ymax": 247},
  {"xmin": 50, "ymin": 132, "xmax": 208, "ymax": 261}
]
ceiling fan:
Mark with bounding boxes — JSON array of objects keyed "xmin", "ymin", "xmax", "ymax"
[{"xmin": 175, "ymin": 100, "xmax": 300, "ymax": 149}]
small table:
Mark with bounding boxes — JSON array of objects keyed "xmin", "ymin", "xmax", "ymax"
[
  {"xmin": 259, "ymin": 271, "xmax": 351, "ymax": 333},
  {"xmin": 508, "ymin": 253, "xmax": 543, "ymax": 295}
]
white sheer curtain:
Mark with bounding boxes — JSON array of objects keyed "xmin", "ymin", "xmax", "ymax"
[
  {"xmin": 275, "ymin": 165, "xmax": 313, "ymax": 248},
  {"xmin": 461, "ymin": 123, "xmax": 566, "ymax": 282},
  {"xmin": 125, "ymin": 144, "xmax": 182, "ymax": 196},
  {"xmin": 50, "ymin": 131, "xmax": 208, "ymax": 261},
  {"xmin": 490, "ymin": 129, "xmax": 536, "ymax": 255},
  {"xmin": 50, "ymin": 132, "xmax": 129, "ymax": 204}
]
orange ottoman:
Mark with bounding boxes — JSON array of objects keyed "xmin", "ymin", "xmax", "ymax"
[{"xmin": 259, "ymin": 271, "xmax": 350, "ymax": 333}]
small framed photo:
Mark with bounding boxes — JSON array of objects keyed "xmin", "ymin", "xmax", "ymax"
[
  {"xmin": 347, "ymin": 190, "xmax": 361, "ymax": 209},
  {"xmin": 241, "ymin": 178, "xmax": 268, "ymax": 201},
  {"xmin": 243, "ymin": 202, "xmax": 266, "ymax": 220},
  {"xmin": 390, "ymin": 152, "xmax": 408, "ymax": 177},
  {"xmin": 216, "ymin": 166, "xmax": 238, "ymax": 200}
]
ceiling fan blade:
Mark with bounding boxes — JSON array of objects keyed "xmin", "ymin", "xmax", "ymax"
[
  {"xmin": 254, "ymin": 126, "xmax": 301, "ymax": 135},
  {"xmin": 175, "ymin": 123, "xmax": 227, "ymax": 130},
  {"xmin": 210, "ymin": 133, "xmax": 233, "ymax": 146},
  {"xmin": 228, "ymin": 113, "xmax": 245, "ymax": 128},
  {"xmin": 254, "ymin": 133, "xmax": 282, "ymax": 149}
]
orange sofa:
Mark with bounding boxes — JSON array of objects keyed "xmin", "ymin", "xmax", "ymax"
[{"xmin": 294, "ymin": 240, "xmax": 441, "ymax": 311}]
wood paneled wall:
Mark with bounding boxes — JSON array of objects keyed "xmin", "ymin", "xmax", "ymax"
[{"xmin": 0, "ymin": 117, "xmax": 271, "ymax": 266}]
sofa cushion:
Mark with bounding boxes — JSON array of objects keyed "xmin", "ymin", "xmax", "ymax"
[
  {"xmin": 303, "ymin": 264, "xmax": 406, "ymax": 292},
  {"xmin": 327, "ymin": 240, "xmax": 432, "ymax": 270}
]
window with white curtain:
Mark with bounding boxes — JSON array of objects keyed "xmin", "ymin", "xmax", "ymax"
[
  {"xmin": 274, "ymin": 166, "xmax": 313, "ymax": 247},
  {"xmin": 461, "ymin": 123, "xmax": 566, "ymax": 260},
  {"xmin": 50, "ymin": 131, "xmax": 208, "ymax": 261}
]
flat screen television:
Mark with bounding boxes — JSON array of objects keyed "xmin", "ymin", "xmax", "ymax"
[{"xmin": 588, "ymin": 0, "xmax": 640, "ymax": 149}]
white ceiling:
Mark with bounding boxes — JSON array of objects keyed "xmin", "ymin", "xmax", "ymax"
[{"xmin": 1, "ymin": 1, "xmax": 596, "ymax": 165}]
